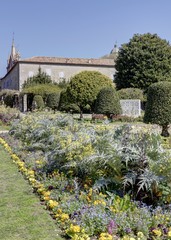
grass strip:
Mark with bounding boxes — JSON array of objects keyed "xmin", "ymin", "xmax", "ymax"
[{"xmin": 0, "ymin": 145, "xmax": 64, "ymax": 240}]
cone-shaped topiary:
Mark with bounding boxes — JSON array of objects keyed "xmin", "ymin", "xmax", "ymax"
[
  {"xmin": 32, "ymin": 95, "xmax": 44, "ymax": 110},
  {"xmin": 95, "ymin": 87, "xmax": 122, "ymax": 118},
  {"xmin": 46, "ymin": 92, "xmax": 61, "ymax": 112},
  {"xmin": 144, "ymin": 81, "xmax": 171, "ymax": 137}
]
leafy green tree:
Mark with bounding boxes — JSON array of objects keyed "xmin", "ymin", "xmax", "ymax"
[
  {"xmin": 117, "ymin": 88, "xmax": 144, "ymax": 101},
  {"xmin": 46, "ymin": 92, "xmax": 61, "ymax": 112},
  {"xmin": 22, "ymin": 67, "xmax": 52, "ymax": 88},
  {"xmin": 144, "ymin": 81, "xmax": 171, "ymax": 137},
  {"xmin": 95, "ymin": 87, "xmax": 121, "ymax": 118},
  {"xmin": 66, "ymin": 71, "xmax": 113, "ymax": 116},
  {"xmin": 55, "ymin": 78, "xmax": 69, "ymax": 89},
  {"xmin": 114, "ymin": 33, "xmax": 171, "ymax": 92}
]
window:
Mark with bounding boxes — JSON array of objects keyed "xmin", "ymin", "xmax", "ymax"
[
  {"xmin": 46, "ymin": 69, "xmax": 51, "ymax": 76},
  {"xmin": 59, "ymin": 71, "xmax": 64, "ymax": 78},
  {"xmin": 28, "ymin": 71, "xmax": 34, "ymax": 77}
]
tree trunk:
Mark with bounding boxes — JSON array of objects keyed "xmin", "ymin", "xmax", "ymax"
[{"xmin": 161, "ymin": 124, "xmax": 170, "ymax": 137}]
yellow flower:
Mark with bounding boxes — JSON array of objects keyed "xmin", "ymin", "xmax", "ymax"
[
  {"xmin": 60, "ymin": 213, "xmax": 69, "ymax": 221},
  {"xmin": 42, "ymin": 191, "xmax": 51, "ymax": 197},
  {"xmin": 28, "ymin": 177, "xmax": 36, "ymax": 184},
  {"xmin": 44, "ymin": 196, "xmax": 50, "ymax": 201},
  {"xmin": 93, "ymin": 200, "xmax": 106, "ymax": 206},
  {"xmin": 168, "ymin": 231, "xmax": 171, "ymax": 237},
  {"xmin": 37, "ymin": 187, "xmax": 46, "ymax": 194},
  {"xmin": 72, "ymin": 234, "xmax": 90, "ymax": 240},
  {"xmin": 152, "ymin": 229, "xmax": 162, "ymax": 237},
  {"xmin": 57, "ymin": 208, "xmax": 62, "ymax": 214},
  {"xmin": 137, "ymin": 232, "xmax": 144, "ymax": 238},
  {"xmin": 121, "ymin": 236, "xmax": 129, "ymax": 240},
  {"xmin": 27, "ymin": 170, "xmax": 35, "ymax": 176},
  {"xmin": 88, "ymin": 188, "xmax": 93, "ymax": 196},
  {"xmin": 68, "ymin": 224, "xmax": 81, "ymax": 233},
  {"xmin": 47, "ymin": 199, "xmax": 58, "ymax": 209},
  {"xmin": 99, "ymin": 233, "xmax": 112, "ymax": 240}
]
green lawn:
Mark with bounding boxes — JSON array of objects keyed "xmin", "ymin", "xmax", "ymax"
[{"xmin": 0, "ymin": 145, "xmax": 64, "ymax": 240}]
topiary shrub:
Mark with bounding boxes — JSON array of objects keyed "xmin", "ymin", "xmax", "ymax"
[
  {"xmin": 58, "ymin": 90, "xmax": 79, "ymax": 113},
  {"xmin": 32, "ymin": 95, "xmax": 44, "ymax": 110},
  {"xmin": 144, "ymin": 81, "xmax": 171, "ymax": 137},
  {"xmin": 95, "ymin": 87, "xmax": 122, "ymax": 118},
  {"xmin": 117, "ymin": 88, "xmax": 144, "ymax": 101},
  {"xmin": 64, "ymin": 103, "xmax": 81, "ymax": 114},
  {"xmin": 66, "ymin": 71, "xmax": 113, "ymax": 114},
  {"xmin": 46, "ymin": 92, "xmax": 61, "ymax": 112}
]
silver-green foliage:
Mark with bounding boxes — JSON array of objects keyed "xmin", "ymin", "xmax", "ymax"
[{"xmin": 9, "ymin": 113, "xmax": 171, "ymax": 204}]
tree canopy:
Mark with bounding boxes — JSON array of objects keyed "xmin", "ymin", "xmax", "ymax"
[
  {"xmin": 66, "ymin": 71, "xmax": 113, "ymax": 112},
  {"xmin": 117, "ymin": 88, "xmax": 144, "ymax": 101},
  {"xmin": 114, "ymin": 33, "xmax": 171, "ymax": 92},
  {"xmin": 22, "ymin": 67, "xmax": 52, "ymax": 88},
  {"xmin": 144, "ymin": 81, "xmax": 171, "ymax": 136}
]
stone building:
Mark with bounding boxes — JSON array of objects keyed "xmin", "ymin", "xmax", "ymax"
[{"xmin": 0, "ymin": 41, "xmax": 117, "ymax": 91}]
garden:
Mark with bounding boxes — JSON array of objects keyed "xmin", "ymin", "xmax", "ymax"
[
  {"xmin": 1, "ymin": 32, "xmax": 171, "ymax": 240},
  {"xmin": 1, "ymin": 111, "xmax": 171, "ymax": 240}
]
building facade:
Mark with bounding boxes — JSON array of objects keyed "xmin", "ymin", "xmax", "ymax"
[{"xmin": 0, "ymin": 42, "xmax": 117, "ymax": 91}]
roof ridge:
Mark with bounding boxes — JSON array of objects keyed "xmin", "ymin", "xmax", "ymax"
[{"xmin": 20, "ymin": 56, "xmax": 115, "ymax": 66}]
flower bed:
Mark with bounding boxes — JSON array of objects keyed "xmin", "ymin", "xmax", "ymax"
[{"xmin": 1, "ymin": 113, "xmax": 171, "ymax": 239}]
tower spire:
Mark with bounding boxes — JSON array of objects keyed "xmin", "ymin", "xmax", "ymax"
[
  {"xmin": 11, "ymin": 32, "xmax": 16, "ymax": 58},
  {"xmin": 7, "ymin": 34, "xmax": 20, "ymax": 72}
]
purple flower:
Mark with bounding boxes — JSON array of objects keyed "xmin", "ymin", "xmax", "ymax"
[
  {"xmin": 125, "ymin": 228, "xmax": 132, "ymax": 234},
  {"xmin": 107, "ymin": 219, "xmax": 117, "ymax": 234}
]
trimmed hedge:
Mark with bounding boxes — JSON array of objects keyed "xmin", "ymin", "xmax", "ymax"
[
  {"xmin": 95, "ymin": 87, "xmax": 121, "ymax": 117},
  {"xmin": 22, "ymin": 84, "xmax": 61, "ymax": 100},
  {"xmin": 117, "ymin": 88, "xmax": 144, "ymax": 101},
  {"xmin": 46, "ymin": 92, "xmax": 61, "ymax": 112},
  {"xmin": 32, "ymin": 95, "xmax": 44, "ymax": 110},
  {"xmin": 144, "ymin": 81, "xmax": 171, "ymax": 136}
]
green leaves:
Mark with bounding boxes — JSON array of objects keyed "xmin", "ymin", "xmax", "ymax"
[
  {"xmin": 115, "ymin": 33, "xmax": 171, "ymax": 91},
  {"xmin": 95, "ymin": 87, "xmax": 121, "ymax": 116},
  {"xmin": 9, "ymin": 113, "xmax": 171, "ymax": 205},
  {"xmin": 66, "ymin": 71, "xmax": 113, "ymax": 111},
  {"xmin": 144, "ymin": 81, "xmax": 171, "ymax": 136},
  {"xmin": 22, "ymin": 67, "xmax": 52, "ymax": 88}
]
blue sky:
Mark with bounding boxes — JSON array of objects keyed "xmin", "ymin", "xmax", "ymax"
[{"xmin": 0, "ymin": 0, "xmax": 171, "ymax": 77}]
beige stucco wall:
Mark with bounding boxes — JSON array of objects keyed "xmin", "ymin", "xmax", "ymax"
[
  {"xmin": 1, "ymin": 62, "xmax": 115, "ymax": 91},
  {"xmin": 0, "ymin": 64, "xmax": 19, "ymax": 90},
  {"xmin": 19, "ymin": 62, "xmax": 115, "ymax": 90}
]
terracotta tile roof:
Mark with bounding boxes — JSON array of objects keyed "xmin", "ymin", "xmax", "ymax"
[{"xmin": 21, "ymin": 56, "xmax": 114, "ymax": 66}]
